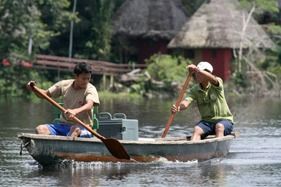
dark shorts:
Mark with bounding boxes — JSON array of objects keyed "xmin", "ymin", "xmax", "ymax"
[
  {"xmin": 47, "ymin": 123, "xmax": 93, "ymax": 138},
  {"xmin": 196, "ymin": 120, "xmax": 233, "ymax": 139}
]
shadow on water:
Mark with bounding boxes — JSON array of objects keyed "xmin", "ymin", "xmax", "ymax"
[{"xmin": 0, "ymin": 97, "xmax": 281, "ymax": 186}]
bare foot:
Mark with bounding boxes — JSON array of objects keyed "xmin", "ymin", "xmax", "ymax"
[{"xmin": 70, "ymin": 128, "xmax": 81, "ymax": 138}]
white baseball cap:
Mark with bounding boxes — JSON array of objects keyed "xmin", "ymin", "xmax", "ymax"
[{"xmin": 197, "ymin": 61, "xmax": 213, "ymax": 73}]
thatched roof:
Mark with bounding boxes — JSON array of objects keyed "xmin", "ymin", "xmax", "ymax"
[
  {"xmin": 168, "ymin": 0, "xmax": 275, "ymax": 49},
  {"xmin": 113, "ymin": 0, "xmax": 188, "ymax": 40}
]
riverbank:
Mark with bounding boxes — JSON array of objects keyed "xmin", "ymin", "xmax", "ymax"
[{"xmin": 0, "ymin": 65, "xmax": 280, "ymax": 100}]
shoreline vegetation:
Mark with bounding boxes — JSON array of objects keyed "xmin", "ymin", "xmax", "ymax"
[{"xmin": 0, "ymin": 54, "xmax": 280, "ymax": 101}]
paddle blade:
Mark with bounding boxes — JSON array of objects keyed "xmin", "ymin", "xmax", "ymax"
[{"xmin": 102, "ymin": 138, "xmax": 130, "ymax": 160}]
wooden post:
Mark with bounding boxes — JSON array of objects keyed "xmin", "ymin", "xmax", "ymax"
[
  {"xmin": 102, "ymin": 74, "xmax": 107, "ymax": 90},
  {"xmin": 109, "ymin": 74, "xmax": 114, "ymax": 89}
]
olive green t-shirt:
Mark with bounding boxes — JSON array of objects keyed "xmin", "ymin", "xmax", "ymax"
[
  {"xmin": 48, "ymin": 79, "xmax": 100, "ymax": 126},
  {"xmin": 185, "ymin": 78, "xmax": 233, "ymax": 123}
]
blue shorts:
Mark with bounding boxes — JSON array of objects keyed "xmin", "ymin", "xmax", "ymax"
[
  {"xmin": 196, "ymin": 120, "xmax": 233, "ymax": 139},
  {"xmin": 47, "ymin": 123, "xmax": 93, "ymax": 138}
]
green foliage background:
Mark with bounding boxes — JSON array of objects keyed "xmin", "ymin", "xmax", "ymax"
[
  {"xmin": 146, "ymin": 54, "xmax": 191, "ymax": 85},
  {"xmin": 0, "ymin": 0, "xmax": 280, "ymax": 97}
]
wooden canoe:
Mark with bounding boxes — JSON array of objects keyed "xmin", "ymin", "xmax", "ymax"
[{"xmin": 18, "ymin": 133, "xmax": 236, "ymax": 166}]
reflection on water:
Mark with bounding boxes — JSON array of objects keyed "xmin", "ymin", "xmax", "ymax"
[{"xmin": 0, "ymin": 97, "xmax": 281, "ymax": 186}]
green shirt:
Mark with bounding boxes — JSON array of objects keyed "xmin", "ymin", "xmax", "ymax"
[{"xmin": 185, "ymin": 78, "xmax": 233, "ymax": 123}]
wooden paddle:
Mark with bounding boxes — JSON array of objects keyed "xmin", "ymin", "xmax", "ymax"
[
  {"xmin": 28, "ymin": 82, "xmax": 130, "ymax": 160},
  {"xmin": 161, "ymin": 74, "xmax": 192, "ymax": 138}
]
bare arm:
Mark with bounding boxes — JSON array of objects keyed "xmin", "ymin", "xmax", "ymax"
[
  {"xmin": 187, "ymin": 64, "xmax": 219, "ymax": 86},
  {"xmin": 196, "ymin": 69, "xmax": 219, "ymax": 86},
  {"xmin": 65, "ymin": 100, "xmax": 94, "ymax": 119}
]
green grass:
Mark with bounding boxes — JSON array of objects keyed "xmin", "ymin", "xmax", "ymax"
[{"xmin": 99, "ymin": 90, "xmax": 143, "ymax": 100}]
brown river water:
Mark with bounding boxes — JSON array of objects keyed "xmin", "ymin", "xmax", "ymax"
[{"xmin": 0, "ymin": 97, "xmax": 281, "ymax": 187}]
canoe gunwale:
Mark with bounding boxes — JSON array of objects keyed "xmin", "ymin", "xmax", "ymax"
[{"xmin": 18, "ymin": 133, "xmax": 235, "ymax": 145}]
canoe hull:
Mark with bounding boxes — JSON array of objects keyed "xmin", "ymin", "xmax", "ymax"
[{"xmin": 19, "ymin": 133, "xmax": 235, "ymax": 166}]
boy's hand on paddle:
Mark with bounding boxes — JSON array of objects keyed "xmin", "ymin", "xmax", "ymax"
[
  {"xmin": 187, "ymin": 64, "xmax": 198, "ymax": 74},
  {"xmin": 65, "ymin": 109, "xmax": 78, "ymax": 120},
  {"xmin": 171, "ymin": 104, "xmax": 180, "ymax": 114},
  {"xmin": 26, "ymin": 81, "xmax": 36, "ymax": 91}
]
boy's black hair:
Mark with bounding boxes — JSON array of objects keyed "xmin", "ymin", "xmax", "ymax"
[{"xmin": 73, "ymin": 62, "xmax": 92, "ymax": 75}]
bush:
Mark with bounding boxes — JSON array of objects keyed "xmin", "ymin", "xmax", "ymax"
[
  {"xmin": 0, "ymin": 65, "xmax": 52, "ymax": 99},
  {"xmin": 146, "ymin": 54, "xmax": 191, "ymax": 86},
  {"xmin": 232, "ymin": 72, "xmax": 249, "ymax": 88}
]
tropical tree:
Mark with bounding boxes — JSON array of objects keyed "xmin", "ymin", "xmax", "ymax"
[
  {"xmin": 0, "ymin": 0, "xmax": 71, "ymax": 60},
  {"xmin": 234, "ymin": 0, "xmax": 281, "ymax": 94},
  {"xmin": 0, "ymin": 0, "xmax": 71, "ymax": 97}
]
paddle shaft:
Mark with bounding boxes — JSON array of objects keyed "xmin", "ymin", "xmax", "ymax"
[
  {"xmin": 30, "ymin": 83, "xmax": 105, "ymax": 140},
  {"xmin": 161, "ymin": 74, "xmax": 192, "ymax": 138}
]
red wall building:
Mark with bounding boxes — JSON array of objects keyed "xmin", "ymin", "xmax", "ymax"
[
  {"xmin": 201, "ymin": 48, "xmax": 233, "ymax": 80},
  {"xmin": 136, "ymin": 39, "xmax": 169, "ymax": 63}
]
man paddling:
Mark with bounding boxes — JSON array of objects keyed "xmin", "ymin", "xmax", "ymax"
[
  {"xmin": 171, "ymin": 62, "xmax": 233, "ymax": 141},
  {"xmin": 27, "ymin": 62, "xmax": 100, "ymax": 138}
]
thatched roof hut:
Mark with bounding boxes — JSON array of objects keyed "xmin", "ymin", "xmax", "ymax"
[
  {"xmin": 168, "ymin": 0, "xmax": 275, "ymax": 49},
  {"xmin": 113, "ymin": 0, "xmax": 188, "ymax": 40}
]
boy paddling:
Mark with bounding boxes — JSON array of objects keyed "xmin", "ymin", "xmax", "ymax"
[
  {"xmin": 27, "ymin": 62, "xmax": 100, "ymax": 138},
  {"xmin": 171, "ymin": 62, "xmax": 233, "ymax": 141}
]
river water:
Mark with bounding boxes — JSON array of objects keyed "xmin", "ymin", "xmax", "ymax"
[{"xmin": 0, "ymin": 97, "xmax": 281, "ymax": 187}]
